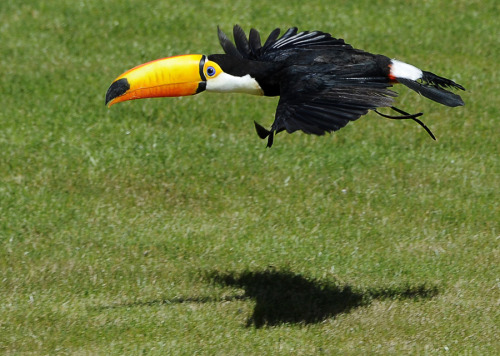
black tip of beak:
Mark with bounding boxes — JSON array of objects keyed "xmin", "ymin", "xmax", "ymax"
[{"xmin": 105, "ymin": 78, "xmax": 130, "ymax": 106}]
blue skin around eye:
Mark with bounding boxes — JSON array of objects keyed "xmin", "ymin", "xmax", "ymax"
[{"xmin": 207, "ymin": 66, "xmax": 216, "ymax": 76}]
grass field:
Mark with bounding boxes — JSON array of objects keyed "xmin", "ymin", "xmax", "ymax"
[{"xmin": 1, "ymin": 0, "xmax": 499, "ymax": 354}]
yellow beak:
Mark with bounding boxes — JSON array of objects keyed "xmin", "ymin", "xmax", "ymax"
[{"xmin": 105, "ymin": 54, "xmax": 207, "ymax": 107}]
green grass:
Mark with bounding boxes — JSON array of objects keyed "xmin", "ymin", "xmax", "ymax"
[{"xmin": 1, "ymin": 0, "xmax": 499, "ymax": 354}]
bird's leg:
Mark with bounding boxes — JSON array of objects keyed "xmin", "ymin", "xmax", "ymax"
[
  {"xmin": 374, "ymin": 107, "xmax": 436, "ymax": 140},
  {"xmin": 374, "ymin": 107, "xmax": 423, "ymax": 120}
]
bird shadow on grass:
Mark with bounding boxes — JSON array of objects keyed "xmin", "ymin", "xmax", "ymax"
[
  {"xmin": 205, "ymin": 268, "xmax": 439, "ymax": 328},
  {"xmin": 97, "ymin": 268, "xmax": 438, "ymax": 328}
]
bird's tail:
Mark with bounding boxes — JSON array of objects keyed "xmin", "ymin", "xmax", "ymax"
[{"xmin": 389, "ymin": 59, "xmax": 465, "ymax": 107}]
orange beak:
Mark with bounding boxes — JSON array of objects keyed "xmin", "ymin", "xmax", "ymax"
[{"xmin": 105, "ymin": 54, "xmax": 207, "ymax": 107}]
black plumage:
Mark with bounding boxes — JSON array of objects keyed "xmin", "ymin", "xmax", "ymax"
[{"xmin": 211, "ymin": 25, "xmax": 465, "ymax": 146}]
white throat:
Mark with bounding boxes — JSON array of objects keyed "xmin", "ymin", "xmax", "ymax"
[{"xmin": 206, "ymin": 72, "xmax": 264, "ymax": 96}]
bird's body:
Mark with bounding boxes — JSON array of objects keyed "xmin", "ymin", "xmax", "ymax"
[{"xmin": 106, "ymin": 25, "xmax": 465, "ymax": 146}]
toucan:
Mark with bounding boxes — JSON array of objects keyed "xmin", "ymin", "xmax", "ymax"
[{"xmin": 105, "ymin": 25, "xmax": 465, "ymax": 147}]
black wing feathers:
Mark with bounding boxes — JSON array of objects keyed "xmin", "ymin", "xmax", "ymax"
[
  {"xmin": 272, "ymin": 63, "xmax": 397, "ymax": 137},
  {"xmin": 217, "ymin": 26, "xmax": 243, "ymax": 58},
  {"xmin": 218, "ymin": 25, "xmax": 352, "ymax": 60},
  {"xmin": 233, "ymin": 25, "xmax": 252, "ymax": 58},
  {"xmin": 274, "ymin": 85, "xmax": 396, "ymax": 136},
  {"xmin": 272, "ymin": 27, "xmax": 299, "ymax": 48},
  {"xmin": 262, "ymin": 28, "xmax": 281, "ymax": 51},
  {"xmin": 248, "ymin": 28, "xmax": 262, "ymax": 57}
]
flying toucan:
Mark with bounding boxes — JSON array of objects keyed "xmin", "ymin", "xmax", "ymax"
[{"xmin": 105, "ymin": 25, "xmax": 465, "ymax": 147}]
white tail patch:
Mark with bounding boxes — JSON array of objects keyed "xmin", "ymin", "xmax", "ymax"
[{"xmin": 390, "ymin": 59, "xmax": 423, "ymax": 81}]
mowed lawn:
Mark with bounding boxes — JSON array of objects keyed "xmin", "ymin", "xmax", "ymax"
[{"xmin": 1, "ymin": 0, "xmax": 498, "ymax": 354}]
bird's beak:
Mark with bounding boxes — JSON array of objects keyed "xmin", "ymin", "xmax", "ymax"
[{"xmin": 105, "ymin": 54, "xmax": 207, "ymax": 107}]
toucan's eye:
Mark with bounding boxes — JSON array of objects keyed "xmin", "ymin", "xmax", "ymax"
[{"xmin": 206, "ymin": 66, "xmax": 216, "ymax": 77}]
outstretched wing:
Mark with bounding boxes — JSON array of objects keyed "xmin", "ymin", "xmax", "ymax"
[
  {"xmin": 261, "ymin": 68, "xmax": 397, "ymax": 146},
  {"xmin": 218, "ymin": 25, "xmax": 352, "ymax": 61},
  {"xmin": 273, "ymin": 85, "xmax": 396, "ymax": 134}
]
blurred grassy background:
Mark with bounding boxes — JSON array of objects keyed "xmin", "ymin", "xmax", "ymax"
[{"xmin": 1, "ymin": 0, "xmax": 498, "ymax": 354}]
